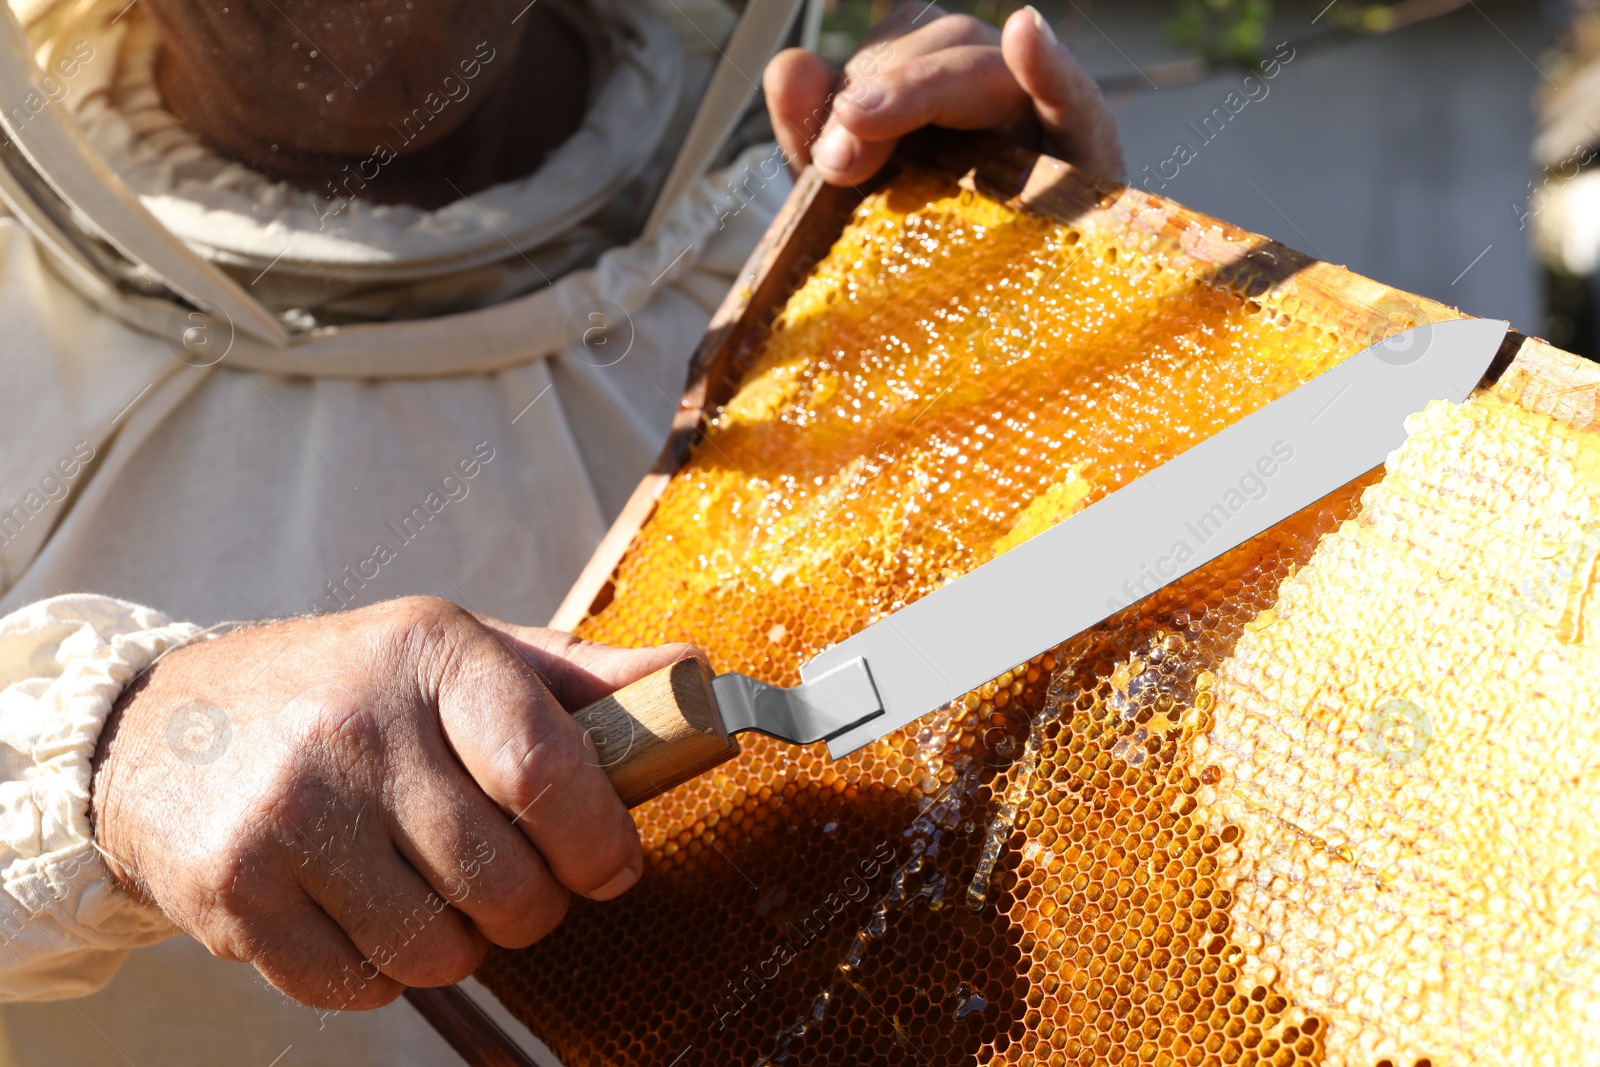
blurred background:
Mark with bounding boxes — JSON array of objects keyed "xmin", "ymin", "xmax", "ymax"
[{"xmin": 801, "ymin": 0, "xmax": 1600, "ymax": 361}]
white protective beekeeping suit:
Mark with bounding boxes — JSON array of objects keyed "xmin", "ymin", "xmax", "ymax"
[{"xmin": 0, "ymin": 0, "xmax": 799, "ymax": 1062}]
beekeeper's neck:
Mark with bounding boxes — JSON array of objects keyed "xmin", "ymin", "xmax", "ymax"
[{"xmin": 145, "ymin": 0, "xmax": 592, "ymax": 208}]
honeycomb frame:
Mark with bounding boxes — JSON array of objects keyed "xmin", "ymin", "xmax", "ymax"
[{"xmin": 451, "ymin": 131, "xmax": 1600, "ymax": 1067}]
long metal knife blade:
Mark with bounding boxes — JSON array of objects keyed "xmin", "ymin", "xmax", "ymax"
[{"xmin": 790, "ymin": 317, "xmax": 1509, "ymax": 757}]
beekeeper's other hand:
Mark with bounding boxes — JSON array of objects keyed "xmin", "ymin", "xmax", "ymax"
[
  {"xmin": 765, "ymin": 2, "xmax": 1122, "ymax": 186},
  {"xmin": 90, "ymin": 597, "xmax": 697, "ymax": 1008}
]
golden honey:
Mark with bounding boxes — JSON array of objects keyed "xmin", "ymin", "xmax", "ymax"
[{"xmin": 476, "ymin": 166, "xmax": 1600, "ymax": 1067}]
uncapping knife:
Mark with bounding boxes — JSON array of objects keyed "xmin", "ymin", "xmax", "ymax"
[{"xmin": 568, "ymin": 318, "xmax": 1509, "ymax": 807}]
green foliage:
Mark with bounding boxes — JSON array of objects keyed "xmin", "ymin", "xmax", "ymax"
[
  {"xmin": 817, "ymin": 0, "xmax": 1423, "ymax": 75},
  {"xmin": 1165, "ymin": 0, "xmax": 1274, "ymax": 64},
  {"xmin": 1331, "ymin": 3, "xmax": 1403, "ymax": 33},
  {"xmin": 1164, "ymin": 2, "xmax": 1420, "ymax": 67}
]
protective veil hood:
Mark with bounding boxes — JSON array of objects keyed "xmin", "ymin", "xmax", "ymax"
[{"xmin": 0, "ymin": 0, "xmax": 803, "ymax": 377}]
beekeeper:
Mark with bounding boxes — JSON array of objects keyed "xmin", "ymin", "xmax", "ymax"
[{"xmin": 0, "ymin": 0, "xmax": 1119, "ymax": 1061}]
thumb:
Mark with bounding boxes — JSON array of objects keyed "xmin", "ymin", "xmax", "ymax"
[
  {"xmin": 764, "ymin": 47, "xmax": 839, "ymax": 172},
  {"xmin": 1001, "ymin": 6, "xmax": 1124, "ymax": 182}
]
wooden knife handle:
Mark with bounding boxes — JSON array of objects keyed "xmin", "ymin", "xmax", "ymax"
[{"xmin": 571, "ymin": 656, "xmax": 740, "ymax": 808}]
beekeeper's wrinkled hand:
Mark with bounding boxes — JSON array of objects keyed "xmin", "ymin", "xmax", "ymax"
[
  {"xmin": 765, "ymin": 2, "xmax": 1122, "ymax": 185},
  {"xmin": 90, "ymin": 597, "xmax": 698, "ymax": 1009}
]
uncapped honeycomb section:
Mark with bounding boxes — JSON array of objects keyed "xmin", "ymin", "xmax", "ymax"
[
  {"xmin": 1193, "ymin": 393, "xmax": 1600, "ymax": 1067},
  {"xmin": 474, "ymin": 163, "xmax": 1599, "ymax": 1067}
]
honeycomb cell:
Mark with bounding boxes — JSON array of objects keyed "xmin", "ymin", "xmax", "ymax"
[{"xmin": 474, "ymin": 164, "xmax": 1600, "ymax": 1067}]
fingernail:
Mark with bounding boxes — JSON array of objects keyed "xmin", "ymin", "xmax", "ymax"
[
  {"xmin": 590, "ymin": 862, "xmax": 642, "ymax": 901},
  {"xmin": 1026, "ymin": 4, "xmax": 1058, "ymax": 44},
  {"xmin": 811, "ymin": 126, "xmax": 856, "ymax": 174}
]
